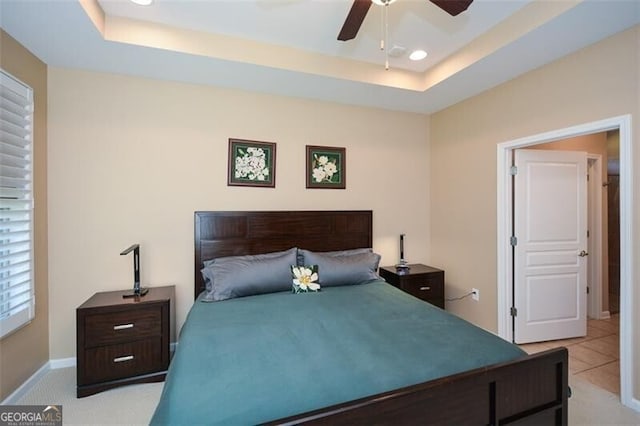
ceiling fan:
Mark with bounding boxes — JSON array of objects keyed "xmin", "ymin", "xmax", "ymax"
[{"xmin": 338, "ymin": 0, "xmax": 473, "ymax": 41}]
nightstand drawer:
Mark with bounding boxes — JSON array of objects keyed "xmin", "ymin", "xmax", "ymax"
[
  {"xmin": 81, "ymin": 337, "xmax": 164, "ymax": 384},
  {"xmin": 402, "ymin": 275, "xmax": 443, "ymax": 300},
  {"xmin": 84, "ymin": 307, "xmax": 162, "ymax": 347},
  {"xmin": 379, "ymin": 264, "xmax": 445, "ymax": 309}
]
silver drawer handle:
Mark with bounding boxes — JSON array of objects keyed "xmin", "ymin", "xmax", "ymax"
[
  {"xmin": 113, "ymin": 355, "xmax": 134, "ymax": 363},
  {"xmin": 419, "ymin": 286, "xmax": 431, "ymax": 291},
  {"xmin": 113, "ymin": 323, "xmax": 134, "ymax": 330}
]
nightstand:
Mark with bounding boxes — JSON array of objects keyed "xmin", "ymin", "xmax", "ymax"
[
  {"xmin": 76, "ymin": 285, "xmax": 175, "ymax": 398},
  {"xmin": 379, "ymin": 264, "xmax": 445, "ymax": 309}
]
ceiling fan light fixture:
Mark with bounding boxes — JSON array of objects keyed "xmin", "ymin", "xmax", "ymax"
[
  {"xmin": 130, "ymin": 0, "xmax": 153, "ymax": 5},
  {"xmin": 409, "ymin": 50, "xmax": 428, "ymax": 61},
  {"xmin": 371, "ymin": 0, "xmax": 397, "ymax": 6}
]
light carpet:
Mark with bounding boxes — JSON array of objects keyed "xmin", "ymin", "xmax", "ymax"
[
  {"xmin": 16, "ymin": 368, "xmax": 162, "ymax": 425},
  {"xmin": 13, "ymin": 367, "xmax": 640, "ymax": 425}
]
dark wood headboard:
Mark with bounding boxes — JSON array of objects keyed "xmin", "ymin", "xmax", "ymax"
[{"xmin": 194, "ymin": 210, "xmax": 373, "ymax": 299}]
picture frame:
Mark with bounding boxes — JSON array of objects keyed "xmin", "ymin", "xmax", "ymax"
[
  {"xmin": 306, "ymin": 145, "xmax": 346, "ymax": 189},
  {"xmin": 228, "ymin": 138, "xmax": 276, "ymax": 188}
]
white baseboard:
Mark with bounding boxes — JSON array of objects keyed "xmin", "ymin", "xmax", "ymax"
[
  {"xmin": 49, "ymin": 357, "xmax": 76, "ymax": 369},
  {"xmin": 1, "ymin": 362, "xmax": 49, "ymax": 405},
  {"xmin": 601, "ymin": 311, "xmax": 611, "ymax": 319},
  {"xmin": 1, "ymin": 356, "xmax": 78, "ymax": 405},
  {"xmin": 623, "ymin": 395, "xmax": 640, "ymax": 413},
  {"xmin": 3, "ymin": 343, "xmax": 178, "ymax": 405}
]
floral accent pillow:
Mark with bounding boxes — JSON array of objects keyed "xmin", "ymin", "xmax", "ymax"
[{"xmin": 291, "ymin": 265, "xmax": 320, "ymax": 293}]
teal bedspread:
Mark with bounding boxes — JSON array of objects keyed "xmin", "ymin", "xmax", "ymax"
[{"xmin": 150, "ymin": 281, "xmax": 525, "ymax": 425}]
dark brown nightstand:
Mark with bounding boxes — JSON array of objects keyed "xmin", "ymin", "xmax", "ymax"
[
  {"xmin": 76, "ymin": 285, "xmax": 175, "ymax": 398},
  {"xmin": 379, "ymin": 264, "xmax": 445, "ymax": 309}
]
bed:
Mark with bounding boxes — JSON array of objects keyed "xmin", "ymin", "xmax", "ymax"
[{"xmin": 151, "ymin": 210, "xmax": 568, "ymax": 425}]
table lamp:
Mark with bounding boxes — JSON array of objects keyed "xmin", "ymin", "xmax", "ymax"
[
  {"xmin": 395, "ymin": 234, "xmax": 410, "ymax": 273},
  {"xmin": 120, "ymin": 244, "xmax": 149, "ymax": 298}
]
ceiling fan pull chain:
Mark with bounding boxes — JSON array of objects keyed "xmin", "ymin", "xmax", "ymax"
[
  {"xmin": 384, "ymin": 2, "xmax": 390, "ymax": 70},
  {"xmin": 380, "ymin": 1, "xmax": 384, "ymax": 51},
  {"xmin": 384, "ymin": 2, "xmax": 389, "ymax": 47},
  {"xmin": 372, "ymin": 0, "xmax": 396, "ymax": 70}
]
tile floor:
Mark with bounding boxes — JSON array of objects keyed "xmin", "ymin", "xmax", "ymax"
[{"xmin": 519, "ymin": 314, "xmax": 620, "ymax": 395}]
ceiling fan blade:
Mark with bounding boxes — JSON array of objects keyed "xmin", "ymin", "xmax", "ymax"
[
  {"xmin": 429, "ymin": 0, "xmax": 473, "ymax": 16},
  {"xmin": 338, "ymin": 0, "xmax": 372, "ymax": 41}
]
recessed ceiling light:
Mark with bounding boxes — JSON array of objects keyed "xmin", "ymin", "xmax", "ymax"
[
  {"xmin": 409, "ymin": 50, "xmax": 428, "ymax": 61},
  {"xmin": 130, "ymin": 0, "xmax": 153, "ymax": 5},
  {"xmin": 371, "ymin": 0, "xmax": 398, "ymax": 5}
]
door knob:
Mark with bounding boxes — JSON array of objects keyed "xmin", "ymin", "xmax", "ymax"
[{"xmin": 579, "ymin": 250, "xmax": 589, "ymax": 257}]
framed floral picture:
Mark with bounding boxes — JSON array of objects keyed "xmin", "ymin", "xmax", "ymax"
[
  {"xmin": 306, "ymin": 145, "xmax": 346, "ymax": 189},
  {"xmin": 228, "ymin": 139, "xmax": 276, "ymax": 188}
]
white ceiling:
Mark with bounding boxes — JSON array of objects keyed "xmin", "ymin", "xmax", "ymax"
[
  {"xmin": 1, "ymin": 0, "xmax": 639, "ymax": 114},
  {"xmin": 97, "ymin": 0, "xmax": 532, "ymax": 73}
]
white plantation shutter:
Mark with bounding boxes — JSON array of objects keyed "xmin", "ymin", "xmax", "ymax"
[{"xmin": 0, "ymin": 70, "xmax": 34, "ymax": 339}]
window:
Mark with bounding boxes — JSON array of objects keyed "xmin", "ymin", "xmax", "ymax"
[{"xmin": 0, "ymin": 69, "xmax": 34, "ymax": 339}]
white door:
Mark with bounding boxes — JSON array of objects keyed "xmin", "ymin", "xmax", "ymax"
[{"xmin": 514, "ymin": 149, "xmax": 588, "ymax": 344}]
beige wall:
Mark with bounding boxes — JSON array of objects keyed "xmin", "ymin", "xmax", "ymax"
[
  {"xmin": 530, "ymin": 133, "xmax": 610, "ymax": 314},
  {"xmin": 7, "ymin": 14, "xmax": 638, "ymax": 405},
  {"xmin": 430, "ymin": 25, "xmax": 639, "ymax": 398},
  {"xmin": 0, "ymin": 30, "xmax": 49, "ymax": 400},
  {"xmin": 47, "ymin": 67, "xmax": 431, "ymax": 359}
]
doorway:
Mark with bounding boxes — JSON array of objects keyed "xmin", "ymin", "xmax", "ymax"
[
  {"xmin": 607, "ymin": 130, "xmax": 621, "ymax": 316},
  {"xmin": 496, "ymin": 115, "xmax": 635, "ymax": 410},
  {"xmin": 587, "ymin": 154, "xmax": 604, "ymax": 320},
  {"xmin": 513, "ymin": 136, "xmax": 607, "ymax": 324}
]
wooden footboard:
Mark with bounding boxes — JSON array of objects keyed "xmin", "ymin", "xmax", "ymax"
[{"xmin": 269, "ymin": 347, "xmax": 568, "ymax": 426}]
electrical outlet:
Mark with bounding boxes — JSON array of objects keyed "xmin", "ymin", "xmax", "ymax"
[{"xmin": 472, "ymin": 288, "xmax": 480, "ymax": 301}]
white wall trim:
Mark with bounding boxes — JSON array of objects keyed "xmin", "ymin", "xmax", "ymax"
[
  {"xmin": 1, "ymin": 362, "xmax": 49, "ymax": 405},
  {"xmin": 616, "ymin": 114, "xmax": 634, "ymax": 410},
  {"xmin": 496, "ymin": 143, "xmax": 513, "ymax": 342},
  {"xmin": 2, "ymin": 340, "xmax": 179, "ymax": 404},
  {"xmin": 587, "ymin": 154, "xmax": 603, "ymax": 320},
  {"xmin": 49, "ymin": 357, "xmax": 76, "ymax": 369},
  {"xmin": 627, "ymin": 396, "xmax": 640, "ymax": 413},
  {"xmin": 1, "ymin": 357, "xmax": 80, "ymax": 405},
  {"xmin": 2, "ymin": 345, "xmax": 178, "ymax": 406},
  {"xmin": 496, "ymin": 114, "xmax": 635, "ymax": 412}
]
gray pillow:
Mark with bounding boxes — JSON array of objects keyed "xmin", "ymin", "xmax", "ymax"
[
  {"xmin": 299, "ymin": 249, "xmax": 381, "ymax": 287},
  {"xmin": 201, "ymin": 248, "xmax": 297, "ymax": 302},
  {"xmin": 296, "ymin": 247, "xmax": 372, "ymax": 266}
]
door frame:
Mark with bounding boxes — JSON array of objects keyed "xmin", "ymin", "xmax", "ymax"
[
  {"xmin": 496, "ymin": 115, "xmax": 635, "ymax": 410},
  {"xmin": 587, "ymin": 154, "xmax": 604, "ymax": 320}
]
